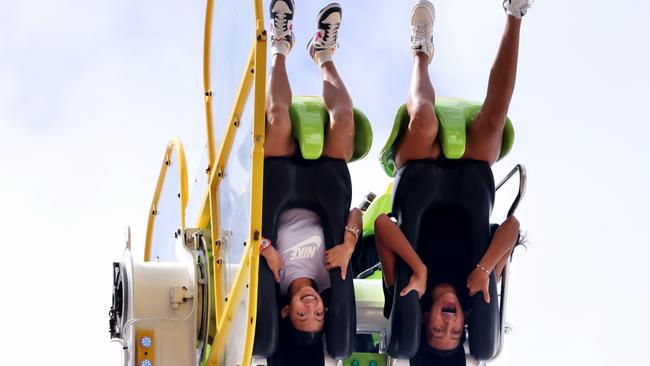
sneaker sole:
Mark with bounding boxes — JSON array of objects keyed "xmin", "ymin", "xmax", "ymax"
[
  {"xmin": 317, "ymin": 3, "xmax": 342, "ymax": 21},
  {"xmin": 309, "ymin": 3, "xmax": 342, "ymax": 54},
  {"xmin": 269, "ymin": 0, "xmax": 295, "ymax": 14},
  {"xmin": 411, "ymin": 0, "xmax": 435, "ymax": 26}
]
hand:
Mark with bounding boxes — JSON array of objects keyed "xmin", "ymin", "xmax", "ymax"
[
  {"xmin": 467, "ymin": 267, "xmax": 491, "ymax": 303},
  {"xmin": 324, "ymin": 242, "xmax": 355, "ymax": 280},
  {"xmin": 261, "ymin": 247, "xmax": 284, "ymax": 283},
  {"xmin": 400, "ymin": 267, "xmax": 427, "ymax": 298}
]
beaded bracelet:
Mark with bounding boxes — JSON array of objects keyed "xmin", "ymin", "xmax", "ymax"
[
  {"xmin": 259, "ymin": 238, "xmax": 271, "ymax": 252},
  {"xmin": 344, "ymin": 225, "xmax": 360, "ymax": 241},
  {"xmin": 476, "ymin": 263, "xmax": 491, "ymax": 275}
]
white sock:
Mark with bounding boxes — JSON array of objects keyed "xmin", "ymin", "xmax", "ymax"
[
  {"xmin": 315, "ymin": 50, "xmax": 333, "ymax": 67},
  {"xmin": 272, "ymin": 40, "xmax": 291, "ymax": 57}
]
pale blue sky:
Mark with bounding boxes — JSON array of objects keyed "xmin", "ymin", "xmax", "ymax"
[{"xmin": 1, "ymin": 0, "xmax": 649, "ymax": 364}]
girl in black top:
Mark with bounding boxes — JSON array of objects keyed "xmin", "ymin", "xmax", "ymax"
[{"xmin": 375, "ymin": 0, "xmax": 531, "ymax": 355}]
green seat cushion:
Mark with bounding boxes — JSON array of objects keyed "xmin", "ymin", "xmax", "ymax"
[
  {"xmin": 288, "ymin": 96, "xmax": 373, "ymax": 162},
  {"xmin": 379, "ymin": 97, "xmax": 515, "ymax": 176},
  {"xmin": 361, "ymin": 188, "xmax": 393, "ymax": 238}
]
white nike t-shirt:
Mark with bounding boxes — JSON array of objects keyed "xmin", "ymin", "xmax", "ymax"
[{"xmin": 276, "ymin": 208, "xmax": 331, "ymax": 296}]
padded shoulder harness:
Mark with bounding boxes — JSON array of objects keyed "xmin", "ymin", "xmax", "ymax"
[
  {"xmin": 289, "ymin": 96, "xmax": 373, "ymax": 162},
  {"xmin": 253, "ymin": 157, "xmax": 356, "ymax": 360},
  {"xmin": 387, "ymin": 160, "xmax": 500, "ymax": 361},
  {"xmin": 380, "ymin": 98, "xmax": 515, "ymax": 176}
]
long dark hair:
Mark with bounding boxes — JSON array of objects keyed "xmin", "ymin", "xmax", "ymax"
[{"xmin": 411, "ymin": 323, "xmax": 467, "ymax": 365}]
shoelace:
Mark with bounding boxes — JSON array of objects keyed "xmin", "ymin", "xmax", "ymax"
[
  {"xmin": 314, "ymin": 22, "xmax": 340, "ymax": 49},
  {"xmin": 412, "ymin": 23, "xmax": 431, "ymax": 44},
  {"xmin": 503, "ymin": 0, "xmax": 534, "ymax": 16},
  {"xmin": 272, "ymin": 11, "xmax": 291, "ymax": 39}
]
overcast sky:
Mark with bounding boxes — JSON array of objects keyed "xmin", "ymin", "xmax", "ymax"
[{"xmin": 1, "ymin": 0, "xmax": 649, "ymax": 365}]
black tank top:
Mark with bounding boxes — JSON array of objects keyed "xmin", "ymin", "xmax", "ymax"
[{"xmin": 417, "ymin": 205, "xmax": 471, "ymax": 314}]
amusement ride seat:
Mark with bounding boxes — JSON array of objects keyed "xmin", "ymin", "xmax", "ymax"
[
  {"xmin": 348, "ymin": 97, "xmax": 524, "ymax": 366},
  {"xmin": 252, "ymin": 96, "xmax": 373, "ymax": 364}
]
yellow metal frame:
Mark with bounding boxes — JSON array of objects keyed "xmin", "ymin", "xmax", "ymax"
[
  {"xmin": 143, "ymin": 138, "xmax": 189, "ymax": 261},
  {"xmin": 200, "ymin": 1, "xmax": 266, "ymax": 365}
]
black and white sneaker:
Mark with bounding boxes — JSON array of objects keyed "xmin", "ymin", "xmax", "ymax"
[
  {"xmin": 270, "ymin": 0, "xmax": 295, "ymax": 56},
  {"xmin": 307, "ymin": 3, "xmax": 342, "ymax": 66},
  {"xmin": 411, "ymin": 1, "xmax": 435, "ymax": 64},
  {"xmin": 503, "ymin": 0, "xmax": 533, "ymax": 19}
]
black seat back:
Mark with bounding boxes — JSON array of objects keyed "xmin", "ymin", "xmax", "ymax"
[
  {"xmin": 253, "ymin": 157, "xmax": 356, "ymax": 360},
  {"xmin": 387, "ymin": 159, "xmax": 499, "ymax": 361}
]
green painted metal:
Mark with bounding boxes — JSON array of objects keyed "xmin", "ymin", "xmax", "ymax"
[
  {"xmin": 288, "ymin": 96, "xmax": 373, "ymax": 162},
  {"xmin": 343, "ymin": 352, "xmax": 386, "ymax": 366},
  {"xmin": 379, "ymin": 97, "xmax": 515, "ymax": 176}
]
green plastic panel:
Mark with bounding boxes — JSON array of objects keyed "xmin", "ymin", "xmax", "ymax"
[
  {"xmin": 353, "ymin": 278, "xmax": 385, "ymax": 302},
  {"xmin": 343, "ymin": 352, "xmax": 386, "ymax": 366},
  {"xmin": 379, "ymin": 97, "xmax": 515, "ymax": 176},
  {"xmin": 288, "ymin": 96, "xmax": 373, "ymax": 162},
  {"xmin": 361, "ymin": 190, "xmax": 393, "ymax": 238}
]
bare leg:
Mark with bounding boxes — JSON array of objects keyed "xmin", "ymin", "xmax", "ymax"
[
  {"xmin": 321, "ymin": 61, "xmax": 355, "ymax": 161},
  {"xmin": 394, "ymin": 53, "xmax": 442, "ymax": 170},
  {"xmin": 464, "ymin": 16, "xmax": 522, "ymax": 165},
  {"xmin": 264, "ymin": 54, "xmax": 296, "ymax": 158}
]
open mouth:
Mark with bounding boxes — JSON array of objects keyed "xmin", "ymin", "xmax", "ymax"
[
  {"xmin": 442, "ymin": 303, "xmax": 457, "ymax": 314},
  {"xmin": 301, "ymin": 295, "xmax": 316, "ymax": 301}
]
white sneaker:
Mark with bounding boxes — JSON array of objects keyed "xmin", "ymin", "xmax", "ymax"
[
  {"xmin": 270, "ymin": 0, "xmax": 295, "ymax": 57},
  {"xmin": 307, "ymin": 3, "xmax": 342, "ymax": 67},
  {"xmin": 410, "ymin": 0, "xmax": 435, "ymax": 64},
  {"xmin": 503, "ymin": 0, "xmax": 533, "ymax": 19}
]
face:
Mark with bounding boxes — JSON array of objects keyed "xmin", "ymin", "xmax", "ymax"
[
  {"xmin": 281, "ymin": 285, "xmax": 325, "ymax": 332},
  {"xmin": 425, "ymin": 284, "xmax": 465, "ymax": 351}
]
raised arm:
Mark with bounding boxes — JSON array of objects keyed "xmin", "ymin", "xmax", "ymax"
[
  {"xmin": 479, "ymin": 216, "xmax": 520, "ymax": 272},
  {"xmin": 324, "ymin": 208, "xmax": 362, "ymax": 280},
  {"xmin": 374, "ymin": 214, "xmax": 427, "ymax": 298},
  {"xmin": 467, "ymin": 216, "xmax": 520, "ymax": 303}
]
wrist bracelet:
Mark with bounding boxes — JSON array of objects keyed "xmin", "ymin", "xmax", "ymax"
[
  {"xmin": 344, "ymin": 225, "xmax": 360, "ymax": 241},
  {"xmin": 260, "ymin": 238, "xmax": 271, "ymax": 252},
  {"xmin": 476, "ymin": 264, "xmax": 491, "ymax": 275}
]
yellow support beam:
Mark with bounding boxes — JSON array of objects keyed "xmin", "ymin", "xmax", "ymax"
[
  {"xmin": 143, "ymin": 139, "xmax": 188, "ymax": 261},
  {"xmin": 203, "ymin": 0, "xmax": 217, "ymax": 167},
  {"xmin": 207, "ymin": 43, "xmax": 256, "ymax": 332},
  {"xmin": 240, "ymin": 9, "xmax": 267, "ymax": 366},
  {"xmin": 202, "ymin": 1, "xmax": 266, "ymax": 364},
  {"xmin": 207, "ymin": 245, "xmax": 252, "ymax": 365}
]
